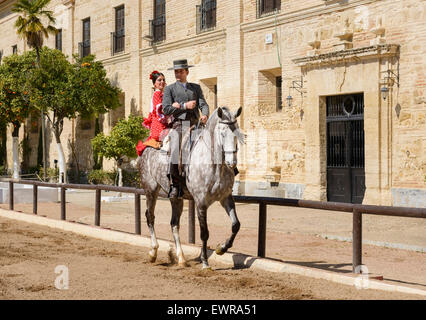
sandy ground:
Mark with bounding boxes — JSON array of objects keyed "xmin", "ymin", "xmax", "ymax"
[
  {"xmin": 0, "ymin": 216, "xmax": 423, "ymax": 300},
  {"xmin": 1, "ymin": 189, "xmax": 425, "ymax": 298}
]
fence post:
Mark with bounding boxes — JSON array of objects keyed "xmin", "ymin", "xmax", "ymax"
[
  {"xmin": 135, "ymin": 193, "xmax": 141, "ymax": 235},
  {"xmin": 9, "ymin": 181, "xmax": 14, "ymax": 211},
  {"xmin": 188, "ymin": 199, "xmax": 195, "ymax": 244},
  {"xmin": 60, "ymin": 187, "xmax": 66, "ymax": 220},
  {"xmin": 95, "ymin": 189, "xmax": 101, "ymax": 226},
  {"xmin": 258, "ymin": 202, "xmax": 267, "ymax": 258},
  {"xmin": 352, "ymin": 208, "xmax": 362, "ymax": 273},
  {"xmin": 33, "ymin": 185, "xmax": 38, "ymax": 215}
]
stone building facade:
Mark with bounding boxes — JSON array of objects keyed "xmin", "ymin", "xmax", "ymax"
[{"xmin": 0, "ymin": 0, "xmax": 424, "ymax": 207}]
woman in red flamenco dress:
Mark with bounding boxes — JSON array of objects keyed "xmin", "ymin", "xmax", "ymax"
[{"xmin": 136, "ymin": 71, "xmax": 178, "ymax": 156}]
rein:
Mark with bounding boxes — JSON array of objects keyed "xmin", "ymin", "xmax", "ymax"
[{"xmin": 187, "ymin": 111, "xmax": 239, "ymax": 178}]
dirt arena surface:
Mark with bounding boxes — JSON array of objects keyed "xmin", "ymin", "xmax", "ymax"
[
  {"xmin": 1, "ymin": 190, "xmax": 425, "ymax": 294},
  {"xmin": 0, "ymin": 216, "xmax": 424, "ymax": 300}
]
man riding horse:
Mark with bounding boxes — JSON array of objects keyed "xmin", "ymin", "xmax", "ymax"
[{"xmin": 162, "ymin": 59, "xmax": 209, "ymax": 199}]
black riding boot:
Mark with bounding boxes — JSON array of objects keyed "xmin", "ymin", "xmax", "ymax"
[{"xmin": 168, "ymin": 163, "xmax": 182, "ymax": 199}]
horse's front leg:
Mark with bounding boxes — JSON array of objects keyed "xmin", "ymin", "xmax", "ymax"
[
  {"xmin": 145, "ymin": 192, "xmax": 159, "ymax": 263},
  {"xmin": 196, "ymin": 205, "xmax": 210, "ymax": 269},
  {"xmin": 216, "ymin": 195, "xmax": 240, "ymax": 256},
  {"xmin": 170, "ymin": 198, "xmax": 187, "ymax": 267}
]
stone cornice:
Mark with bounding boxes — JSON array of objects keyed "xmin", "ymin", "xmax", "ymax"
[
  {"xmin": 241, "ymin": 0, "xmax": 378, "ymax": 33},
  {"xmin": 140, "ymin": 28, "xmax": 226, "ymax": 57},
  {"xmin": 293, "ymin": 44, "xmax": 400, "ymax": 67},
  {"xmin": 62, "ymin": 0, "xmax": 75, "ymax": 9},
  {"xmin": 0, "ymin": 0, "xmax": 13, "ymax": 6},
  {"xmin": 99, "ymin": 51, "xmax": 131, "ymax": 66},
  {"xmin": 0, "ymin": 0, "xmax": 15, "ymax": 14}
]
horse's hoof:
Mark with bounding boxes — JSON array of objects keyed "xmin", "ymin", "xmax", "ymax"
[
  {"xmin": 148, "ymin": 253, "xmax": 157, "ymax": 263},
  {"xmin": 167, "ymin": 250, "xmax": 176, "ymax": 264},
  {"xmin": 215, "ymin": 244, "xmax": 225, "ymax": 256},
  {"xmin": 178, "ymin": 261, "xmax": 188, "ymax": 268},
  {"xmin": 202, "ymin": 265, "xmax": 212, "ymax": 271}
]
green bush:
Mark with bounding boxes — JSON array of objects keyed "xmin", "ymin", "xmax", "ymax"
[
  {"xmin": 37, "ymin": 167, "xmax": 58, "ymax": 182},
  {"xmin": 121, "ymin": 169, "xmax": 141, "ymax": 188},
  {"xmin": 87, "ymin": 169, "xmax": 115, "ymax": 185},
  {"xmin": 66, "ymin": 169, "xmax": 87, "ymax": 184},
  {"xmin": 87, "ymin": 169, "xmax": 140, "ymax": 187}
]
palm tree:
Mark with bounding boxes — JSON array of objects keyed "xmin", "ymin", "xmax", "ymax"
[
  {"xmin": 12, "ymin": 0, "xmax": 57, "ymax": 181},
  {"xmin": 13, "ymin": 0, "xmax": 57, "ymax": 65}
]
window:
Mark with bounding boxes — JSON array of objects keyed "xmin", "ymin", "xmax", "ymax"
[
  {"xmin": 200, "ymin": 78, "xmax": 217, "ymax": 114},
  {"xmin": 257, "ymin": 0, "xmax": 280, "ymax": 17},
  {"xmin": 55, "ymin": 29, "xmax": 62, "ymax": 51},
  {"xmin": 258, "ymin": 69, "xmax": 281, "ymax": 114},
  {"xmin": 79, "ymin": 18, "xmax": 91, "ymax": 57},
  {"xmin": 12, "ymin": 45, "xmax": 17, "ymax": 54},
  {"xmin": 197, "ymin": 0, "xmax": 216, "ymax": 34},
  {"xmin": 276, "ymin": 76, "xmax": 282, "ymax": 112},
  {"xmin": 150, "ymin": 0, "xmax": 166, "ymax": 43},
  {"xmin": 112, "ymin": 5, "xmax": 125, "ymax": 54}
]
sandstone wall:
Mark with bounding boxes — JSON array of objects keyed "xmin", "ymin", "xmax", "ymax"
[{"xmin": 0, "ymin": 0, "xmax": 424, "ymax": 206}]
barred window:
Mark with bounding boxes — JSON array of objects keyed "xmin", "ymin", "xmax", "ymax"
[
  {"xmin": 257, "ymin": 0, "xmax": 281, "ymax": 17},
  {"xmin": 276, "ymin": 76, "xmax": 282, "ymax": 112},
  {"xmin": 79, "ymin": 18, "xmax": 91, "ymax": 58},
  {"xmin": 150, "ymin": 0, "xmax": 166, "ymax": 43},
  {"xmin": 112, "ymin": 5, "xmax": 125, "ymax": 54},
  {"xmin": 197, "ymin": 0, "xmax": 216, "ymax": 33},
  {"xmin": 55, "ymin": 29, "xmax": 62, "ymax": 51}
]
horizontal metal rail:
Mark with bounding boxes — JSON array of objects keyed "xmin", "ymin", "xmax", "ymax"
[
  {"xmin": 232, "ymin": 195, "xmax": 426, "ymax": 273},
  {"xmin": 2, "ymin": 178, "xmax": 425, "ymax": 274}
]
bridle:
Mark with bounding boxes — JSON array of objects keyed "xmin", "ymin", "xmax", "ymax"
[
  {"xmin": 191, "ymin": 117, "xmax": 239, "ymax": 164},
  {"xmin": 218, "ymin": 119, "xmax": 239, "ymax": 156}
]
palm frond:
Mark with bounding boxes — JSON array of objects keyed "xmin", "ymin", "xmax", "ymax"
[
  {"xmin": 13, "ymin": 0, "xmax": 56, "ymax": 51},
  {"xmin": 12, "ymin": 0, "xmax": 32, "ymax": 14}
]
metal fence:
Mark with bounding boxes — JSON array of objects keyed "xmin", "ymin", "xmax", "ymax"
[{"xmin": 3, "ymin": 179, "xmax": 426, "ymax": 274}]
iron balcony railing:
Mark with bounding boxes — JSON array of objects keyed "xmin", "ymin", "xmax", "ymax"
[
  {"xmin": 149, "ymin": 15, "xmax": 166, "ymax": 44},
  {"xmin": 196, "ymin": 0, "xmax": 216, "ymax": 34},
  {"xmin": 78, "ymin": 40, "xmax": 91, "ymax": 58},
  {"xmin": 111, "ymin": 30, "xmax": 125, "ymax": 55}
]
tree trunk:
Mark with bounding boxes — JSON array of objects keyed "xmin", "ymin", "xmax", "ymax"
[
  {"xmin": 36, "ymin": 46, "xmax": 48, "ymax": 182},
  {"xmin": 11, "ymin": 124, "xmax": 20, "ymax": 180},
  {"xmin": 117, "ymin": 161, "xmax": 123, "ymax": 197},
  {"xmin": 0, "ymin": 125, "xmax": 6, "ymax": 169},
  {"xmin": 55, "ymin": 133, "xmax": 66, "ymax": 184}
]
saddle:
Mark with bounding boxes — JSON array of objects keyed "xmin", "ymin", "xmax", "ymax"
[
  {"xmin": 143, "ymin": 138, "xmax": 162, "ymax": 150},
  {"xmin": 179, "ymin": 123, "xmax": 204, "ymax": 175}
]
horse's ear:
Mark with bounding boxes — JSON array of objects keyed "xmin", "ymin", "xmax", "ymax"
[
  {"xmin": 217, "ymin": 107, "xmax": 223, "ymax": 119},
  {"xmin": 234, "ymin": 106, "xmax": 242, "ymax": 118}
]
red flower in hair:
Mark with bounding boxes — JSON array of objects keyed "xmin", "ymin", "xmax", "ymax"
[{"xmin": 150, "ymin": 70, "xmax": 160, "ymax": 80}]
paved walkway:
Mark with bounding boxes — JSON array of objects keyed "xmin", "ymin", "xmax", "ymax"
[{"xmin": 2, "ymin": 189, "xmax": 425, "ymax": 293}]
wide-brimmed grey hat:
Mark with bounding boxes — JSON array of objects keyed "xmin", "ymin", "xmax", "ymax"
[{"xmin": 168, "ymin": 59, "xmax": 194, "ymax": 70}]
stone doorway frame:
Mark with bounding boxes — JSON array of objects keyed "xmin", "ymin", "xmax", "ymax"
[{"xmin": 293, "ymin": 44, "xmax": 399, "ymax": 205}]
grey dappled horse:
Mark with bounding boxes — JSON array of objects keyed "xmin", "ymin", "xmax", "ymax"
[{"xmin": 138, "ymin": 106, "xmax": 245, "ymax": 269}]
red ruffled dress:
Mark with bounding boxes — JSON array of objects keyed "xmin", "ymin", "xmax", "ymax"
[{"xmin": 136, "ymin": 90, "xmax": 170, "ymax": 156}]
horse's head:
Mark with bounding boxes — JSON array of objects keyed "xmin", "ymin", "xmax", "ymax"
[{"xmin": 214, "ymin": 106, "xmax": 245, "ymax": 170}]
